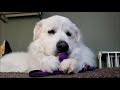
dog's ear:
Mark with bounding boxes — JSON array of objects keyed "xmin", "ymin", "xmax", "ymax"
[
  {"xmin": 73, "ymin": 24, "xmax": 82, "ymax": 43},
  {"xmin": 33, "ymin": 21, "xmax": 43, "ymax": 41}
]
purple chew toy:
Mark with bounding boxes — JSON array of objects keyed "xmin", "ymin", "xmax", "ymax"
[
  {"xmin": 79, "ymin": 64, "xmax": 97, "ymax": 73},
  {"xmin": 29, "ymin": 70, "xmax": 63, "ymax": 77},
  {"xmin": 88, "ymin": 66, "xmax": 97, "ymax": 70},
  {"xmin": 59, "ymin": 52, "xmax": 68, "ymax": 62},
  {"xmin": 29, "ymin": 52, "xmax": 97, "ymax": 77},
  {"xmin": 29, "ymin": 65, "xmax": 97, "ymax": 77}
]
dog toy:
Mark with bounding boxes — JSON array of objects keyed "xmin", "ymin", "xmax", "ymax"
[
  {"xmin": 79, "ymin": 64, "xmax": 97, "ymax": 73},
  {"xmin": 29, "ymin": 70, "xmax": 63, "ymax": 77},
  {"xmin": 59, "ymin": 52, "xmax": 68, "ymax": 62},
  {"xmin": 29, "ymin": 52, "xmax": 97, "ymax": 77}
]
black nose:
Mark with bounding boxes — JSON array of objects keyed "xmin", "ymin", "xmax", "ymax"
[{"xmin": 56, "ymin": 40, "xmax": 69, "ymax": 52}]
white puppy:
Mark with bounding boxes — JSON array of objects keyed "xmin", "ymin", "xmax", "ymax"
[{"xmin": 0, "ymin": 15, "xmax": 96, "ymax": 73}]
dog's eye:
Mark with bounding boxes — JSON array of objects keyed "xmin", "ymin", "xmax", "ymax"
[
  {"xmin": 48, "ymin": 30, "xmax": 55, "ymax": 35},
  {"xmin": 66, "ymin": 32, "xmax": 71, "ymax": 36}
]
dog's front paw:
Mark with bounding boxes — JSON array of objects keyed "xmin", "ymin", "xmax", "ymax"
[
  {"xmin": 59, "ymin": 59, "xmax": 79, "ymax": 73},
  {"xmin": 40, "ymin": 56, "xmax": 60, "ymax": 73}
]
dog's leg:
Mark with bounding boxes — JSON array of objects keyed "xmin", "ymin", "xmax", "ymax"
[
  {"xmin": 36, "ymin": 55, "xmax": 60, "ymax": 73},
  {"xmin": 59, "ymin": 58, "xmax": 80, "ymax": 73},
  {"xmin": 0, "ymin": 52, "xmax": 32, "ymax": 72}
]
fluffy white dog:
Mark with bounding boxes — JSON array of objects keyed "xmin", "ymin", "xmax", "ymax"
[{"xmin": 0, "ymin": 15, "xmax": 96, "ymax": 73}]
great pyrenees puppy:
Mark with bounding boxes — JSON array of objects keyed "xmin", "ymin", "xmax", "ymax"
[{"xmin": 0, "ymin": 15, "xmax": 96, "ymax": 73}]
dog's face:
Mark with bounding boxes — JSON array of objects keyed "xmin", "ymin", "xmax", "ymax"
[{"xmin": 33, "ymin": 15, "xmax": 82, "ymax": 56}]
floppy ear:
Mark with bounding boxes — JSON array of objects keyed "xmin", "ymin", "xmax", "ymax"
[
  {"xmin": 33, "ymin": 21, "xmax": 43, "ymax": 41},
  {"xmin": 73, "ymin": 24, "xmax": 82, "ymax": 43}
]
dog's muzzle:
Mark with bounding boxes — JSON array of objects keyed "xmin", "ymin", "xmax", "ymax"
[{"xmin": 56, "ymin": 40, "xmax": 69, "ymax": 53}]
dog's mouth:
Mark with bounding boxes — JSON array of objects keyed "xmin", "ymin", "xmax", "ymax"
[
  {"xmin": 54, "ymin": 51, "xmax": 61, "ymax": 57},
  {"xmin": 54, "ymin": 50, "xmax": 71, "ymax": 57}
]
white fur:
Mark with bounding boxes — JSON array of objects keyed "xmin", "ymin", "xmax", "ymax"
[{"xmin": 0, "ymin": 15, "xmax": 96, "ymax": 73}]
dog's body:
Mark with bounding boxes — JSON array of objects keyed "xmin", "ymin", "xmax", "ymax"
[{"xmin": 0, "ymin": 15, "xmax": 96, "ymax": 73}]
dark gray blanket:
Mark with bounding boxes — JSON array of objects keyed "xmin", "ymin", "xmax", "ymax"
[{"xmin": 0, "ymin": 67, "xmax": 120, "ymax": 78}]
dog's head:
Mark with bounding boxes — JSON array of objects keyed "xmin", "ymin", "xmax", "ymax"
[{"xmin": 31, "ymin": 15, "xmax": 82, "ymax": 56}]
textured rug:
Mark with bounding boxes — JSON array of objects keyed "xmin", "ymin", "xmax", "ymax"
[{"xmin": 0, "ymin": 67, "xmax": 120, "ymax": 78}]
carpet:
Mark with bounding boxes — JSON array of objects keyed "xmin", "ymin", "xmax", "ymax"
[{"xmin": 0, "ymin": 67, "xmax": 120, "ymax": 78}]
